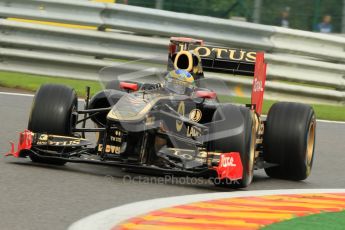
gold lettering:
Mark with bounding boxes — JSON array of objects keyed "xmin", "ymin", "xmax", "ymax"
[
  {"xmin": 98, "ymin": 144, "xmax": 120, "ymax": 154},
  {"xmin": 98, "ymin": 144, "xmax": 103, "ymax": 152},
  {"xmin": 72, "ymin": 140, "xmax": 80, "ymax": 145},
  {"xmin": 110, "ymin": 136, "xmax": 122, "ymax": 142},
  {"xmin": 110, "ymin": 145, "xmax": 116, "ymax": 153},
  {"xmin": 245, "ymin": 51, "xmax": 256, "ymax": 62},
  {"xmin": 212, "ymin": 48, "xmax": 228, "ymax": 59},
  {"xmin": 38, "ymin": 134, "xmax": 48, "ymax": 141},
  {"xmin": 191, "ymin": 46, "xmax": 256, "ymax": 62},
  {"xmin": 194, "ymin": 46, "xmax": 211, "ymax": 57},
  {"xmin": 110, "ymin": 145, "xmax": 121, "ymax": 154},
  {"xmin": 115, "ymin": 146, "xmax": 121, "ymax": 154},
  {"xmin": 187, "ymin": 126, "xmax": 202, "ymax": 137},
  {"xmin": 47, "ymin": 140, "xmax": 80, "ymax": 146},
  {"xmin": 229, "ymin": 49, "xmax": 245, "ymax": 61},
  {"xmin": 115, "ymin": 130, "xmax": 122, "ymax": 136}
]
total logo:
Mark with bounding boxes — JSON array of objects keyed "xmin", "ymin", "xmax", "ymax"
[
  {"xmin": 253, "ymin": 78, "xmax": 263, "ymax": 92},
  {"xmin": 221, "ymin": 156, "xmax": 236, "ymax": 167}
]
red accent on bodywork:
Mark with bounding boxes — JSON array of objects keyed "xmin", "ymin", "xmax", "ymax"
[
  {"xmin": 170, "ymin": 37, "xmax": 204, "ymax": 46},
  {"xmin": 214, "ymin": 152, "xmax": 243, "ymax": 180},
  {"xmin": 120, "ymin": 82, "xmax": 138, "ymax": 92},
  {"xmin": 169, "ymin": 43, "xmax": 177, "ymax": 55},
  {"xmin": 5, "ymin": 130, "xmax": 33, "ymax": 157},
  {"xmin": 251, "ymin": 52, "xmax": 267, "ymax": 115},
  {"xmin": 195, "ymin": 90, "xmax": 217, "ymax": 99}
]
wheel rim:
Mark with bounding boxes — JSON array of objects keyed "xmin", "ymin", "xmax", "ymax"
[
  {"xmin": 247, "ymin": 114, "xmax": 256, "ymax": 184},
  {"xmin": 306, "ymin": 119, "xmax": 316, "ymax": 175},
  {"xmin": 70, "ymin": 104, "xmax": 78, "ymax": 134}
]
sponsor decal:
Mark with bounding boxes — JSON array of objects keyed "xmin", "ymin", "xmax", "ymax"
[
  {"xmin": 221, "ymin": 156, "xmax": 236, "ymax": 167},
  {"xmin": 36, "ymin": 134, "xmax": 48, "ymax": 145},
  {"xmin": 48, "ymin": 140, "xmax": 81, "ymax": 146},
  {"xmin": 178, "ymin": 45, "xmax": 257, "ymax": 62},
  {"xmin": 197, "ymin": 150, "xmax": 207, "ymax": 158},
  {"xmin": 251, "ymin": 52, "xmax": 267, "ymax": 114},
  {"xmin": 214, "ymin": 152, "xmax": 243, "ymax": 180},
  {"xmin": 187, "ymin": 126, "xmax": 202, "ymax": 137},
  {"xmin": 189, "ymin": 109, "xmax": 202, "ymax": 122},
  {"xmin": 38, "ymin": 134, "xmax": 48, "ymax": 141},
  {"xmin": 109, "ymin": 130, "xmax": 122, "ymax": 143},
  {"xmin": 176, "ymin": 101, "xmax": 185, "ymax": 132},
  {"xmin": 110, "ymin": 136, "xmax": 122, "ymax": 142},
  {"xmin": 98, "ymin": 144, "xmax": 121, "ymax": 154},
  {"xmin": 253, "ymin": 78, "xmax": 263, "ymax": 92},
  {"xmin": 114, "ymin": 130, "xmax": 122, "ymax": 136},
  {"xmin": 170, "ymin": 149, "xmax": 205, "ymax": 164},
  {"xmin": 110, "ymin": 130, "xmax": 122, "ymax": 143},
  {"xmin": 36, "ymin": 134, "xmax": 82, "ymax": 146},
  {"xmin": 172, "ymin": 150, "xmax": 193, "ymax": 160}
]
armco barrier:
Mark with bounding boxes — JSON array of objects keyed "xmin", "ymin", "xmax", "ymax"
[
  {"xmin": 0, "ymin": 0, "xmax": 344, "ymax": 62},
  {"xmin": 0, "ymin": 46, "xmax": 343, "ymax": 105},
  {"xmin": 0, "ymin": 2, "xmax": 344, "ymax": 105}
]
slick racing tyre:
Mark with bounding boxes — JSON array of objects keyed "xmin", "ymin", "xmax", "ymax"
[
  {"xmin": 210, "ymin": 104, "xmax": 256, "ymax": 188},
  {"xmin": 28, "ymin": 84, "xmax": 78, "ymax": 165},
  {"xmin": 88, "ymin": 89, "xmax": 125, "ymax": 126},
  {"xmin": 263, "ymin": 102, "xmax": 316, "ymax": 180}
]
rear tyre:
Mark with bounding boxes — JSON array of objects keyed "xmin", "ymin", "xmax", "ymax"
[
  {"xmin": 210, "ymin": 105, "xmax": 256, "ymax": 188},
  {"xmin": 28, "ymin": 84, "xmax": 78, "ymax": 165},
  {"xmin": 263, "ymin": 102, "xmax": 316, "ymax": 180}
]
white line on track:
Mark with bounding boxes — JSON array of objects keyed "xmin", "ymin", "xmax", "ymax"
[
  {"xmin": 1, "ymin": 91, "xmax": 344, "ymax": 124},
  {"xmin": 0, "ymin": 91, "xmax": 34, "ymax": 97},
  {"xmin": 0, "ymin": 91, "xmax": 85, "ymax": 102},
  {"xmin": 317, "ymin": 119, "xmax": 345, "ymax": 124},
  {"xmin": 68, "ymin": 189, "xmax": 345, "ymax": 230}
]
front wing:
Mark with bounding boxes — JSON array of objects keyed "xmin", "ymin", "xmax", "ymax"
[{"xmin": 5, "ymin": 130, "xmax": 243, "ymax": 181}]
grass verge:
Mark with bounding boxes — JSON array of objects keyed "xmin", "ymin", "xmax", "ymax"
[
  {"xmin": 262, "ymin": 210, "xmax": 345, "ymax": 230},
  {"xmin": 0, "ymin": 71, "xmax": 102, "ymax": 97},
  {"xmin": 0, "ymin": 71, "xmax": 344, "ymax": 121},
  {"xmin": 219, "ymin": 95, "xmax": 345, "ymax": 122}
]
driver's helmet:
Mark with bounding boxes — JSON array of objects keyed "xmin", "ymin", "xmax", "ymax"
[{"xmin": 164, "ymin": 69, "xmax": 195, "ymax": 95}]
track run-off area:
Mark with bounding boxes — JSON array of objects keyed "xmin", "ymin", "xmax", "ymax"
[{"xmin": 69, "ymin": 189, "xmax": 345, "ymax": 230}]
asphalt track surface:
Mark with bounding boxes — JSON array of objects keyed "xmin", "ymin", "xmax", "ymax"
[{"xmin": 0, "ymin": 92, "xmax": 344, "ymax": 230}]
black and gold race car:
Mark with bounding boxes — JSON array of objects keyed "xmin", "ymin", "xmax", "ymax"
[{"xmin": 6, "ymin": 37, "xmax": 316, "ymax": 188}]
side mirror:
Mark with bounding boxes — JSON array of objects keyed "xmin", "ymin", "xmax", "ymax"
[
  {"xmin": 195, "ymin": 90, "xmax": 217, "ymax": 99},
  {"xmin": 120, "ymin": 82, "xmax": 138, "ymax": 92}
]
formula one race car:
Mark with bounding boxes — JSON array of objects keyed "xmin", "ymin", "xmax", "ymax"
[{"xmin": 6, "ymin": 37, "xmax": 316, "ymax": 188}]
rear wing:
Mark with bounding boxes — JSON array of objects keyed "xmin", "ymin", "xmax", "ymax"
[{"xmin": 169, "ymin": 37, "xmax": 267, "ymax": 114}]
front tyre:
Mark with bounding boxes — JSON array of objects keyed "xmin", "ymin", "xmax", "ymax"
[
  {"xmin": 263, "ymin": 102, "xmax": 316, "ymax": 180},
  {"xmin": 28, "ymin": 84, "xmax": 78, "ymax": 165},
  {"xmin": 210, "ymin": 105, "xmax": 256, "ymax": 188}
]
